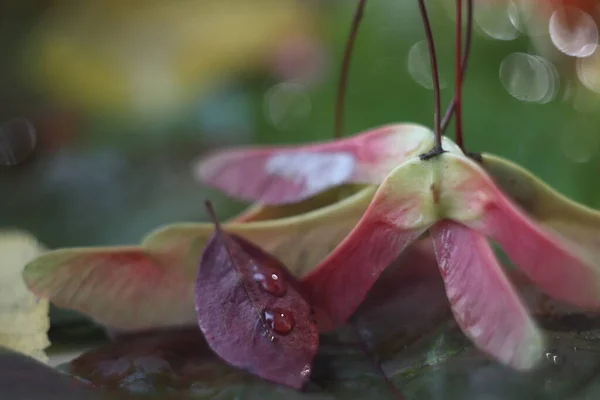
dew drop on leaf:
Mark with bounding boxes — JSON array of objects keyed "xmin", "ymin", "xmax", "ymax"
[
  {"xmin": 253, "ymin": 270, "xmax": 287, "ymax": 297},
  {"xmin": 549, "ymin": 7, "xmax": 598, "ymax": 58},
  {"xmin": 194, "ymin": 202, "xmax": 318, "ymax": 389},
  {"xmin": 263, "ymin": 308, "xmax": 295, "ymax": 335},
  {"xmin": 0, "ymin": 119, "xmax": 36, "ymax": 166},
  {"xmin": 545, "ymin": 351, "xmax": 563, "ymax": 365}
]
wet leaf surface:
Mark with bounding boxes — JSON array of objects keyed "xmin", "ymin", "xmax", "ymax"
[
  {"xmin": 57, "ymin": 254, "xmax": 600, "ymax": 399},
  {"xmin": 0, "ymin": 347, "xmax": 145, "ymax": 400},
  {"xmin": 62, "ymin": 322, "xmax": 600, "ymax": 399}
]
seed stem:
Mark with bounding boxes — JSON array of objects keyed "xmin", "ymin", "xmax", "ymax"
[
  {"xmin": 334, "ymin": 0, "xmax": 367, "ymax": 139},
  {"xmin": 418, "ymin": 0, "xmax": 442, "ymax": 151},
  {"xmin": 204, "ymin": 200, "xmax": 221, "ymax": 230},
  {"xmin": 454, "ymin": 0, "xmax": 464, "ymax": 149},
  {"xmin": 440, "ymin": 0, "xmax": 473, "ymax": 143}
]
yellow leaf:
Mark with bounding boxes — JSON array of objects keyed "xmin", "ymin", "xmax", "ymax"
[{"xmin": 0, "ymin": 230, "xmax": 50, "ymax": 362}]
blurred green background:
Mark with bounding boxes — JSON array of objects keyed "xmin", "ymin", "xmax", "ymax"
[{"xmin": 1, "ymin": 0, "xmax": 599, "ymax": 251}]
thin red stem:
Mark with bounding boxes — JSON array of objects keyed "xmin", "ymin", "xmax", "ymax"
[
  {"xmin": 334, "ymin": 0, "xmax": 367, "ymax": 139},
  {"xmin": 441, "ymin": 0, "xmax": 473, "ymax": 138},
  {"xmin": 418, "ymin": 0, "xmax": 442, "ymax": 149},
  {"xmin": 454, "ymin": 0, "xmax": 464, "ymax": 149},
  {"xmin": 204, "ymin": 200, "xmax": 221, "ymax": 230}
]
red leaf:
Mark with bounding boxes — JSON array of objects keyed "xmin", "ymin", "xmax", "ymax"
[
  {"xmin": 431, "ymin": 221, "xmax": 544, "ymax": 370},
  {"xmin": 194, "ymin": 124, "xmax": 433, "ymax": 204},
  {"xmin": 195, "ymin": 204, "xmax": 319, "ymax": 389}
]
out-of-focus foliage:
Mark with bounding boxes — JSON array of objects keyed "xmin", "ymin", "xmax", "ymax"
[
  {"xmin": 22, "ymin": 0, "xmax": 319, "ymax": 122},
  {"xmin": 57, "ymin": 261, "xmax": 600, "ymax": 399},
  {"xmin": 1, "ymin": 0, "xmax": 600, "ymax": 256}
]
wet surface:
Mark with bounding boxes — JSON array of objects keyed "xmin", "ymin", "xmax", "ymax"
[
  {"xmin": 5, "ymin": 249, "xmax": 600, "ymax": 399},
  {"xmin": 40, "ymin": 318, "xmax": 600, "ymax": 400},
  {"xmin": 26, "ymin": 260, "xmax": 600, "ymax": 399}
]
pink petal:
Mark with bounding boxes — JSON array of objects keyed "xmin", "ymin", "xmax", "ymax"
[
  {"xmin": 300, "ymin": 158, "xmax": 436, "ymax": 329},
  {"xmin": 481, "ymin": 153, "xmax": 600, "ymax": 267},
  {"xmin": 448, "ymin": 154, "xmax": 600, "ymax": 310},
  {"xmin": 301, "ymin": 222, "xmax": 425, "ymax": 331},
  {"xmin": 194, "ymin": 123, "xmax": 433, "ymax": 204},
  {"xmin": 431, "ymin": 220, "xmax": 543, "ymax": 370}
]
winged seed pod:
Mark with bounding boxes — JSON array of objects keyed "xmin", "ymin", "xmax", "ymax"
[{"xmin": 193, "ymin": 125, "xmax": 600, "ymax": 371}]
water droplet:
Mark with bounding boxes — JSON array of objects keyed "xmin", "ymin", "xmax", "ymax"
[
  {"xmin": 549, "ymin": 7, "xmax": 598, "ymax": 58},
  {"xmin": 407, "ymin": 40, "xmax": 448, "ymax": 90},
  {"xmin": 0, "ymin": 119, "xmax": 36, "ymax": 166},
  {"xmin": 264, "ymin": 82, "xmax": 311, "ymax": 131},
  {"xmin": 253, "ymin": 269, "xmax": 286, "ymax": 297},
  {"xmin": 300, "ymin": 363, "xmax": 312, "ymax": 378},
  {"xmin": 473, "ymin": 0, "xmax": 520, "ymax": 41},
  {"xmin": 545, "ymin": 351, "xmax": 563, "ymax": 365},
  {"xmin": 190, "ymin": 382, "xmax": 218, "ymax": 396},
  {"xmin": 263, "ymin": 308, "xmax": 295, "ymax": 335},
  {"xmin": 499, "ymin": 53, "xmax": 558, "ymax": 103}
]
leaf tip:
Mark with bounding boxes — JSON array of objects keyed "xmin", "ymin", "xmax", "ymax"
[{"xmin": 512, "ymin": 325, "xmax": 546, "ymax": 372}]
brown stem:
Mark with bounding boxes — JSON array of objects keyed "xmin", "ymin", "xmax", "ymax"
[
  {"xmin": 454, "ymin": 0, "xmax": 464, "ymax": 149},
  {"xmin": 204, "ymin": 200, "xmax": 221, "ymax": 230},
  {"xmin": 418, "ymin": 0, "xmax": 442, "ymax": 151},
  {"xmin": 334, "ymin": 0, "xmax": 367, "ymax": 139},
  {"xmin": 440, "ymin": 0, "xmax": 473, "ymax": 140}
]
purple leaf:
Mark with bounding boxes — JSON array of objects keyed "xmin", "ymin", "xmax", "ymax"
[{"xmin": 194, "ymin": 202, "xmax": 319, "ymax": 389}]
